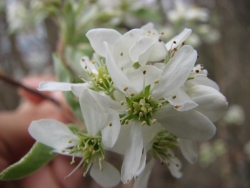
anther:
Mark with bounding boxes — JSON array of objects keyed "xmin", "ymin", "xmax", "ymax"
[
  {"xmin": 161, "ymin": 32, "xmax": 164, "ymax": 35},
  {"xmin": 174, "ymin": 48, "xmax": 177, "ymax": 51},
  {"xmin": 152, "ymin": 119, "xmax": 157, "ymax": 124},
  {"xmin": 123, "ymin": 87, "xmax": 128, "ymax": 91},
  {"xmin": 109, "ymin": 122, "xmax": 112, "ymax": 126},
  {"xmin": 125, "ymin": 120, "xmax": 129, "ymax": 124},
  {"xmin": 172, "ymin": 95, "xmax": 176, "ymax": 99},
  {"xmin": 158, "ymin": 39, "xmax": 162, "ymax": 42},
  {"xmin": 127, "ymin": 108, "xmax": 131, "ymax": 112},
  {"xmin": 62, "ymin": 150, "xmax": 65, "ymax": 153},
  {"xmin": 173, "ymin": 41, "xmax": 176, "ymax": 44},
  {"xmin": 195, "ymin": 70, "xmax": 200, "ymax": 73},
  {"xmin": 174, "ymin": 105, "xmax": 181, "ymax": 109},
  {"xmin": 120, "ymin": 101, "xmax": 124, "ymax": 105},
  {"xmin": 130, "ymin": 93, "xmax": 135, "ymax": 97},
  {"xmin": 81, "ymin": 58, "xmax": 85, "ymax": 61},
  {"xmin": 91, "ymin": 60, "xmax": 95, "ymax": 64},
  {"xmin": 139, "ymin": 112, "xmax": 144, "ymax": 117},
  {"xmin": 68, "ymin": 140, "xmax": 72, "ymax": 143},
  {"xmin": 120, "ymin": 52, "xmax": 123, "ymax": 56},
  {"xmin": 154, "ymin": 80, "xmax": 159, "ymax": 84},
  {"xmin": 207, "ymin": 74, "xmax": 210, "ymax": 77},
  {"xmin": 158, "ymin": 103, "xmax": 162, "ymax": 108},
  {"xmin": 182, "ymin": 41, "xmax": 185, "ymax": 45},
  {"xmin": 143, "ymin": 70, "xmax": 146, "ymax": 74},
  {"xmin": 142, "ymin": 121, "xmax": 146, "ymax": 126}
]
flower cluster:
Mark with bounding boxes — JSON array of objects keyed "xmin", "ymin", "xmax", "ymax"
[{"xmin": 29, "ymin": 23, "xmax": 228, "ymax": 187}]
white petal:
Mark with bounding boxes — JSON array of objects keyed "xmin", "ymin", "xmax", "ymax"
[
  {"xmin": 106, "ymin": 124, "xmax": 132, "ymax": 155},
  {"xmin": 156, "ymin": 107, "xmax": 216, "ymax": 141},
  {"xmin": 168, "ymin": 88, "xmax": 198, "ymax": 111},
  {"xmin": 86, "ymin": 29, "xmax": 122, "ymax": 57},
  {"xmin": 28, "ymin": 119, "xmax": 79, "ymax": 150},
  {"xmin": 153, "ymin": 45, "xmax": 197, "ymax": 99},
  {"xmin": 129, "ymin": 36, "xmax": 154, "ymax": 64},
  {"xmin": 185, "ymin": 75, "xmax": 219, "ymax": 90},
  {"xmin": 154, "ymin": 62, "xmax": 165, "ymax": 70},
  {"xmin": 121, "ymin": 123, "xmax": 144, "ymax": 184},
  {"xmin": 164, "ymin": 150, "xmax": 182, "ymax": 178},
  {"xmin": 83, "ymin": 88, "xmax": 126, "ymax": 113},
  {"xmin": 126, "ymin": 65, "xmax": 163, "ymax": 93},
  {"xmin": 79, "ymin": 89, "xmax": 109, "ymax": 136},
  {"xmin": 141, "ymin": 22, "xmax": 159, "ymax": 40},
  {"xmin": 148, "ymin": 41, "xmax": 167, "ymax": 61},
  {"xmin": 38, "ymin": 81, "xmax": 72, "ymax": 91},
  {"xmin": 134, "ymin": 159, "xmax": 155, "ymax": 188},
  {"xmin": 112, "ymin": 29, "xmax": 146, "ymax": 69},
  {"xmin": 179, "ymin": 138, "xmax": 197, "ymax": 164},
  {"xmin": 141, "ymin": 123, "xmax": 162, "ymax": 151},
  {"xmin": 188, "ymin": 85, "xmax": 228, "ymax": 122},
  {"xmin": 166, "ymin": 28, "xmax": 192, "ymax": 50},
  {"xmin": 105, "ymin": 42, "xmax": 137, "ymax": 94},
  {"xmin": 101, "ymin": 113, "xmax": 121, "ymax": 148},
  {"xmin": 135, "ymin": 148, "xmax": 147, "ymax": 177},
  {"xmin": 90, "ymin": 161, "xmax": 120, "ymax": 188},
  {"xmin": 80, "ymin": 56, "xmax": 98, "ymax": 74},
  {"xmin": 71, "ymin": 83, "xmax": 90, "ymax": 98}
]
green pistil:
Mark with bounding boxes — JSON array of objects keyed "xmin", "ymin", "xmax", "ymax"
[
  {"xmin": 150, "ymin": 130, "xmax": 178, "ymax": 162},
  {"xmin": 69, "ymin": 133, "xmax": 104, "ymax": 171},
  {"xmin": 89, "ymin": 66, "xmax": 114, "ymax": 98},
  {"xmin": 121, "ymin": 85, "xmax": 158, "ymax": 125}
]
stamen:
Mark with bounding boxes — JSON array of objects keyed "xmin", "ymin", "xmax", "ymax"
[{"xmin": 65, "ymin": 158, "xmax": 84, "ymax": 180}]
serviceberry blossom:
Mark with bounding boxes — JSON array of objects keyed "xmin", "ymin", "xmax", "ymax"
[
  {"xmin": 28, "ymin": 88, "xmax": 122, "ymax": 187},
  {"xmin": 35, "ymin": 23, "xmax": 228, "ymax": 187}
]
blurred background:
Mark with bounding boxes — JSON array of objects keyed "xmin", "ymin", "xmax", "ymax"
[{"xmin": 0, "ymin": 0, "xmax": 250, "ymax": 187}]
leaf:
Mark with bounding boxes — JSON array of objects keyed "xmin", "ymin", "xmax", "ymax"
[{"xmin": 0, "ymin": 142, "xmax": 56, "ymax": 180}]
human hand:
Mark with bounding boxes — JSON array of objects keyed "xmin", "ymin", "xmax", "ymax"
[{"xmin": 0, "ymin": 76, "xmax": 83, "ymax": 188}]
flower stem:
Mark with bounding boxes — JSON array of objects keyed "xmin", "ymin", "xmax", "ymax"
[{"xmin": 0, "ymin": 72, "xmax": 61, "ymax": 107}]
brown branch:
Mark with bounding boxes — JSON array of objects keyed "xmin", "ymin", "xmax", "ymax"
[{"xmin": 0, "ymin": 73, "xmax": 61, "ymax": 107}]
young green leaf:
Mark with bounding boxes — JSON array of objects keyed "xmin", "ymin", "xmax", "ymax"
[{"xmin": 0, "ymin": 142, "xmax": 56, "ymax": 180}]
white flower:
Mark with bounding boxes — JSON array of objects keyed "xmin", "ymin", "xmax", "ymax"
[
  {"xmin": 85, "ymin": 24, "xmax": 225, "ymax": 183},
  {"xmin": 28, "ymin": 87, "xmax": 122, "ymax": 187}
]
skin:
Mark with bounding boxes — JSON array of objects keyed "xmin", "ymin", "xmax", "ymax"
[{"xmin": 0, "ymin": 76, "xmax": 84, "ymax": 188}]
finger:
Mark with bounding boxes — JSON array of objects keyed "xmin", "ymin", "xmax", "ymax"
[
  {"xmin": 52, "ymin": 155, "xmax": 84, "ymax": 188},
  {"xmin": 19, "ymin": 164, "xmax": 61, "ymax": 188}
]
